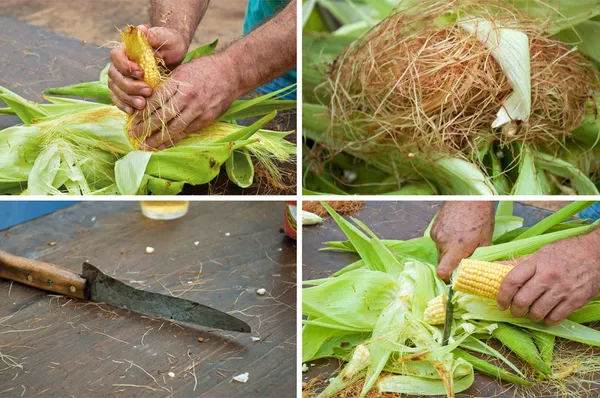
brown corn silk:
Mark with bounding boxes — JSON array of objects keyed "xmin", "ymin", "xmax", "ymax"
[
  {"xmin": 326, "ymin": 0, "xmax": 600, "ymax": 156},
  {"xmin": 121, "ymin": 26, "xmax": 168, "ymax": 149}
]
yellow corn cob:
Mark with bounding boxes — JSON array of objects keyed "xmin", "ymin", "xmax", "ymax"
[
  {"xmin": 423, "ymin": 293, "xmax": 447, "ymax": 325},
  {"xmin": 452, "ymin": 259, "xmax": 513, "ymax": 300},
  {"xmin": 121, "ymin": 26, "xmax": 162, "ymax": 89},
  {"xmin": 120, "ymin": 26, "xmax": 166, "ymax": 149}
]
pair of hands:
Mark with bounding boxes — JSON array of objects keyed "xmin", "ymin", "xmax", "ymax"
[
  {"xmin": 108, "ymin": 26, "xmax": 240, "ymax": 150},
  {"xmin": 431, "ymin": 202, "xmax": 600, "ymax": 326}
]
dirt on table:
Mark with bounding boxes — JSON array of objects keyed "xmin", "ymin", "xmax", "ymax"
[{"xmin": 1, "ymin": 0, "xmax": 247, "ymax": 49}]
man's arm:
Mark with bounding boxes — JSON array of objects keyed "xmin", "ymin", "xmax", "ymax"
[
  {"xmin": 222, "ymin": 0, "xmax": 297, "ymax": 95},
  {"xmin": 497, "ymin": 226, "xmax": 600, "ymax": 325},
  {"xmin": 130, "ymin": 0, "xmax": 298, "ymax": 150},
  {"xmin": 150, "ymin": 0, "xmax": 209, "ymax": 50}
]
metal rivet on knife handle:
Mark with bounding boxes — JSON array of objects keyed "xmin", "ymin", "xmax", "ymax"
[{"xmin": 0, "ymin": 249, "xmax": 87, "ymax": 300}]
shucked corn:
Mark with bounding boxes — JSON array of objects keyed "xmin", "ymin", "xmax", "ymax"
[
  {"xmin": 453, "ymin": 259, "xmax": 513, "ymax": 299},
  {"xmin": 121, "ymin": 26, "xmax": 162, "ymax": 89},
  {"xmin": 423, "ymin": 293, "xmax": 447, "ymax": 325}
]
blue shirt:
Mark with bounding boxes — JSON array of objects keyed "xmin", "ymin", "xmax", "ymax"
[{"xmin": 243, "ymin": 0, "xmax": 297, "ymax": 100}]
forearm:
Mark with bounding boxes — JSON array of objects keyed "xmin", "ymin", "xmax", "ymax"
[
  {"xmin": 222, "ymin": 0, "xmax": 297, "ymax": 96},
  {"xmin": 150, "ymin": 0, "xmax": 209, "ymax": 47}
]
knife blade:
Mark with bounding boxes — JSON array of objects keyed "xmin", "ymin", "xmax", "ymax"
[
  {"xmin": 441, "ymin": 286, "xmax": 454, "ymax": 346},
  {"xmin": 0, "ymin": 249, "xmax": 251, "ymax": 333}
]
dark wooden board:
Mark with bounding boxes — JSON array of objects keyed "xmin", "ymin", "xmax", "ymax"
[
  {"xmin": 302, "ymin": 201, "xmax": 600, "ymax": 397},
  {"xmin": 0, "ymin": 17, "xmax": 296, "ymax": 195},
  {"xmin": 0, "ymin": 201, "xmax": 297, "ymax": 397}
]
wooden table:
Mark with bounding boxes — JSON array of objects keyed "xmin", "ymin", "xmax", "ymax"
[
  {"xmin": 302, "ymin": 201, "xmax": 600, "ymax": 397},
  {"xmin": 0, "ymin": 17, "xmax": 296, "ymax": 195},
  {"xmin": 0, "ymin": 201, "xmax": 297, "ymax": 397}
]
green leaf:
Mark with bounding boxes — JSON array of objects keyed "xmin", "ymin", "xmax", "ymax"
[
  {"xmin": 0, "ymin": 86, "xmax": 50, "ymax": 124},
  {"xmin": 114, "ymin": 151, "xmax": 153, "ymax": 195},
  {"xmin": 44, "ymin": 81, "xmax": 112, "ymax": 104},
  {"xmin": 182, "ymin": 39, "xmax": 219, "ymax": 63},
  {"xmin": 514, "ymin": 201, "xmax": 594, "ymax": 240},
  {"xmin": 226, "ymin": 149, "xmax": 255, "ymax": 188}
]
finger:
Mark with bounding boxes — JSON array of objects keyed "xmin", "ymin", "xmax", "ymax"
[
  {"xmin": 527, "ymin": 289, "xmax": 561, "ymax": 323},
  {"xmin": 130, "ymin": 96, "xmax": 184, "ymax": 140},
  {"xmin": 497, "ymin": 260, "xmax": 536, "ymax": 311},
  {"xmin": 110, "ymin": 47, "xmax": 144, "ymax": 80},
  {"xmin": 130, "ymin": 84, "xmax": 183, "ymax": 138},
  {"xmin": 109, "ymin": 90, "xmax": 133, "ymax": 115},
  {"xmin": 509, "ymin": 276, "xmax": 548, "ymax": 318},
  {"xmin": 108, "ymin": 65, "xmax": 152, "ymax": 99},
  {"xmin": 108, "ymin": 77, "xmax": 146, "ymax": 111},
  {"xmin": 545, "ymin": 299, "xmax": 573, "ymax": 326},
  {"xmin": 437, "ymin": 248, "xmax": 467, "ymax": 283},
  {"xmin": 144, "ymin": 110, "xmax": 196, "ymax": 149},
  {"xmin": 145, "ymin": 27, "xmax": 163, "ymax": 49}
]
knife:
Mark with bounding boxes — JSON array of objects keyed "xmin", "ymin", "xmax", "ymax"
[
  {"xmin": 0, "ymin": 249, "xmax": 251, "ymax": 333},
  {"xmin": 441, "ymin": 285, "xmax": 454, "ymax": 346}
]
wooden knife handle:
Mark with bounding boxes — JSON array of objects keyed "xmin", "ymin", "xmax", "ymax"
[{"xmin": 0, "ymin": 249, "xmax": 87, "ymax": 299}]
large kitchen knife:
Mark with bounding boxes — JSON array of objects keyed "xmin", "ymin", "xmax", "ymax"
[{"xmin": 0, "ymin": 249, "xmax": 251, "ymax": 333}]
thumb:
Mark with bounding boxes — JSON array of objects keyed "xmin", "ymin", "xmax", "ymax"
[{"xmin": 437, "ymin": 248, "xmax": 466, "ymax": 282}]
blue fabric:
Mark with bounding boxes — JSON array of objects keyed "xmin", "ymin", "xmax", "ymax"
[
  {"xmin": 0, "ymin": 202, "xmax": 78, "ymax": 230},
  {"xmin": 579, "ymin": 202, "xmax": 600, "ymax": 221},
  {"xmin": 243, "ymin": 0, "xmax": 296, "ymax": 100}
]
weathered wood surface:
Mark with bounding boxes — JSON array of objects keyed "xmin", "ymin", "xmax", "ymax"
[
  {"xmin": 0, "ymin": 17, "xmax": 296, "ymax": 195},
  {"xmin": 0, "ymin": 201, "xmax": 297, "ymax": 397},
  {"xmin": 302, "ymin": 201, "xmax": 600, "ymax": 397}
]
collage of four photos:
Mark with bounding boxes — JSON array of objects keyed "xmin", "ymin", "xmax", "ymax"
[{"xmin": 2, "ymin": 0, "xmax": 600, "ymax": 397}]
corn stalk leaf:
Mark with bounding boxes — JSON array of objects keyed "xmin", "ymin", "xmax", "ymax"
[
  {"xmin": 226, "ymin": 149, "xmax": 254, "ymax": 188},
  {"xmin": 182, "ymin": 39, "xmax": 219, "ymax": 63}
]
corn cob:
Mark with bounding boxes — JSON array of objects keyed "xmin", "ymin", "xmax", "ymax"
[
  {"xmin": 423, "ymin": 293, "xmax": 447, "ymax": 325},
  {"xmin": 452, "ymin": 259, "xmax": 513, "ymax": 300},
  {"xmin": 120, "ymin": 26, "xmax": 166, "ymax": 149},
  {"xmin": 121, "ymin": 26, "xmax": 162, "ymax": 89}
]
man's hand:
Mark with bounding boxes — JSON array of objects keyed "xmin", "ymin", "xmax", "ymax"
[
  {"xmin": 497, "ymin": 231, "xmax": 600, "ymax": 325},
  {"xmin": 431, "ymin": 201, "xmax": 495, "ymax": 282},
  {"xmin": 108, "ymin": 25, "xmax": 188, "ymax": 115},
  {"xmin": 128, "ymin": 53, "xmax": 241, "ymax": 150}
]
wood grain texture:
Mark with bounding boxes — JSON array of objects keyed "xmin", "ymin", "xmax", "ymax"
[
  {"xmin": 302, "ymin": 201, "xmax": 600, "ymax": 397},
  {"xmin": 0, "ymin": 249, "xmax": 87, "ymax": 299},
  {"xmin": 0, "ymin": 201, "xmax": 297, "ymax": 397}
]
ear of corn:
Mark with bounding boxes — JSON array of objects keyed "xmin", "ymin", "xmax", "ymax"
[
  {"xmin": 121, "ymin": 26, "xmax": 162, "ymax": 89},
  {"xmin": 492, "ymin": 324, "xmax": 552, "ymax": 376},
  {"xmin": 452, "ymin": 259, "xmax": 513, "ymax": 300},
  {"xmin": 0, "ymin": 40, "xmax": 296, "ymax": 195},
  {"xmin": 302, "ymin": 201, "xmax": 600, "ymax": 397},
  {"xmin": 423, "ymin": 293, "xmax": 447, "ymax": 325}
]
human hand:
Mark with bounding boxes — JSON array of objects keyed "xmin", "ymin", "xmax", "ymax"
[
  {"xmin": 431, "ymin": 201, "xmax": 495, "ymax": 282},
  {"xmin": 128, "ymin": 52, "xmax": 242, "ymax": 150},
  {"xmin": 497, "ymin": 232, "xmax": 600, "ymax": 325},
  {"xmin": 108, "ymin": 25, "xmax": 188, "ymax": 114}
]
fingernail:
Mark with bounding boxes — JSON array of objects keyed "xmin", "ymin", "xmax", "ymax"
[
  {"xmin": 133, "ymin": 98, "xmax": 144, "ymax": 109},
  {"xmin": 134, "ymin": 71, "xmax": 143, "ymax": 80},
  {"xmin": 140, "ymin": 88, "xmax": 152, "ymax": 96},
  {"xmin": 124, "ymin": 105, "xmax": 133, "ymax": 115},
  {"xmin": 157, "ymin": 144, "xmax": 166, "ymax": 151}
]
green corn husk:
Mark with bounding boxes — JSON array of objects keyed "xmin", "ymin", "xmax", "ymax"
[
  {"xmin": 0, "ymin": 41, "xmax": 297, "ymax": 195},
  {"xmin": 303, "ymin": 201, "xmax": 600, "ymax": 397},
  {"xmin": 302, "ymin": 0, "xmax": 600, "ymax": 195}
]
